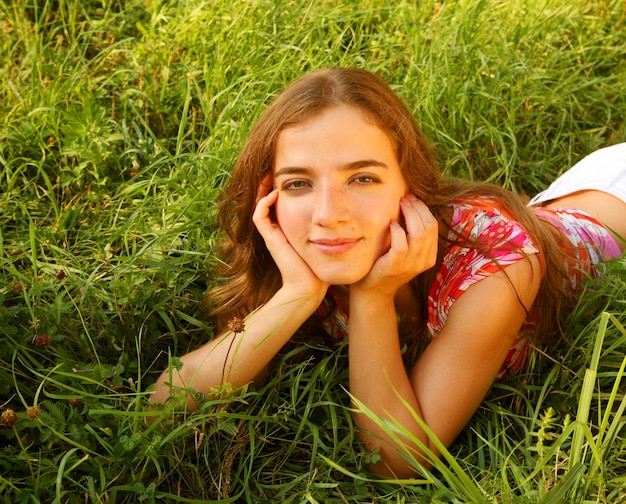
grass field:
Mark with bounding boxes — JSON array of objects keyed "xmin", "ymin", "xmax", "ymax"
[{"xmin": 1, "ymin": 0, "xmax": 625, "ymax": 502}]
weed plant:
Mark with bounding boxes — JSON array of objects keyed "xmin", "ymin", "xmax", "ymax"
[{"xmin": 1, "ymin": 0, "xmax": 625, "ymax": 502}]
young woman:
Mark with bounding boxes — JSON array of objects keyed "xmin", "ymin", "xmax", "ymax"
[{"xmin": 152, "ymin": 68, "xmax": 626, "ymax": 477}]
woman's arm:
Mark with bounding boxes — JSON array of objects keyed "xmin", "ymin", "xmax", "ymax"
[
  {"xmin": 151, "ymin": 285, "xmax": 323, "ymax": 409},
  {"xmin": 348, "ymin": 196, "xmax": 542, "ymax": 477},
  {"xmin": 152, "ymin": 186, "xmax": 329, "ymax": 409},
  {"xmin": 350, "ymin": 256, "xmax": 540, "ymax": 477}
]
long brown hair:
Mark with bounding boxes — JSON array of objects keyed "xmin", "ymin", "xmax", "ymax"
[{"xmin": 202, "ymin": 67, "xmax": 571, "ymax": 359}]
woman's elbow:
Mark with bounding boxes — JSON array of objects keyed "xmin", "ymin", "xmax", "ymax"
[{"xmin": 366, "ymin": 443, "xmax": 437, "ymax": 479}]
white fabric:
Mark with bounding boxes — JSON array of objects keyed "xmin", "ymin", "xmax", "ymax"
[{"xmin": 529, "ymin": 142, "xmax": 626, "ymax": 206}]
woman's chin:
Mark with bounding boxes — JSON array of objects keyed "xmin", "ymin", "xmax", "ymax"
[{"xmin": 315, "ymin": 269, "xmax": 368, "ymax": 286}]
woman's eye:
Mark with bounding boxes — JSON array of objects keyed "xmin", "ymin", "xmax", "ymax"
[
  {"xmin": 352, "ymin": 175, "xmax": 379, "ymax": 184},
  {"xmin": 282, "ymin": 180, "xmax": 310, "ymax": 191}
]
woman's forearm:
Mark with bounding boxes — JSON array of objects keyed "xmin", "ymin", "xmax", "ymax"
[
  {"xmin": 151, "ymin": 288, "xmax": 322, "ymax": 409},
  {"xmin": 348, "ymin": 291, "xmax": 430, "ymax": 477}
]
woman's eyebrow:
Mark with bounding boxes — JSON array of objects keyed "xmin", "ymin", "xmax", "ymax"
[
  {"xmin": 274, "ymin": 166, "xmax": 311, "ymax": 177},
  {"xmin": 346, "ymin": 159, "xmax": 389, "ymax": 170},
  {"xmin": 274, "ymin": 159, "xmax": 389, "ymax": 177}
]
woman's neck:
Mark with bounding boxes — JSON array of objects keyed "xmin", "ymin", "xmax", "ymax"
[{"xmin": 332, "ymin": 282, "xmax": 419, "ymax": 319}]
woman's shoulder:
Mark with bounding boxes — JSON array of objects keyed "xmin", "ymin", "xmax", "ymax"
[
  {"xmin": 428, "ymin": 196, "xmax": 540, "ymax": 340},
  {"xmin": 445, "ymin": 196, "xmax": 536, "ymax": 251},
  {"xmin": 447, "ymin": 195, "xmax": 515, "ymax": 219}
]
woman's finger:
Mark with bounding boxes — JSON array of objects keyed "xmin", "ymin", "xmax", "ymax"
[
  {"xmin": 402, "ymin": 196, "xmax": 437, "ymax": 237},
  {"xmin": 253, "ymin": 189, "xmax": 279, "ymax": 235},
  {"xmin": 401, "ymin": 195, "xmax": 439, "ymax": 269},
  {"xmin": 387, "ymin": 219, "xmax": 409, "ymax": 257}
]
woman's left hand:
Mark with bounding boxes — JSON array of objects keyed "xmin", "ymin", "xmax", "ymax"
[{"xmin": 352, "ymin": 194, "xmax": 439, "ymax": 296}]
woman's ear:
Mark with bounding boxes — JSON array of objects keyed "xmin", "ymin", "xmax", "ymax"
[
  {"xmin": 260, "ymin": 173, "xmax": 273, "ymax": 193},
  {"xmin": 255, "ymin": 173, "xmax": 274, "ymax": 204}
]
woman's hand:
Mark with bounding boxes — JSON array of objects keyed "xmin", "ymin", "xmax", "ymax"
[
  {"xmin": 352, "ymin": 194, "xmax": 438, "ymax": 297},
  {"xmin": 151, "ymin": 177, "xmax": 332, "ymax": 408},
  {"xmin": 253, "ymin": 176, "xmax": 329, "ymax": 302}
]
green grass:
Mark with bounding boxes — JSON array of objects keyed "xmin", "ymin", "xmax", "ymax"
[{"xmin": 1, "ymin": 0, "xmax": 625, "ymax": 501}]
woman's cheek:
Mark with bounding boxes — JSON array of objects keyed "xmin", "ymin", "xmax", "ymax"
[
  {"xmin": 381, "ymin": 202, "xmax": 402, "ymax": 250},
  {"xmin": 397, "ymin": 199, "xmax": 406, "ymax": 224},
  {"xmin": 380, "ymin": 224, "xmax": 393, "ymax": 253},
  {"xmin": 273, "ymin": 196, "xmax": 294, "ymax": 232}
]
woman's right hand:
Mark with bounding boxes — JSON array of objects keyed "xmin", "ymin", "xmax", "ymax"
[
  {"xmin": 252, "ymin": 178, "xmax": 329, "ymax": 304},
  {"xmin": 152, "ymin": 181, "xmax": 330, "ymax": 408}
]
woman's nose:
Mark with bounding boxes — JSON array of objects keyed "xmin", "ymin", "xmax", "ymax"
[{"xmin": 313, "ymin": 185, "xmax": 350, "ymax": 227}]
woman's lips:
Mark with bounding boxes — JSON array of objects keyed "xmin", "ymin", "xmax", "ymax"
[{"xmin": 310, "ymin": 238, "xmax": 361, "ymax": 254}]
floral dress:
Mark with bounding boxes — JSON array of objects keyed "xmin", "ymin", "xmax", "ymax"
[{"xmin": 319, "ymin": 196, "xmax": 622, "ymax": 379}]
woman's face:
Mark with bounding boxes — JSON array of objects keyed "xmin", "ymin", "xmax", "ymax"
[{"xmin": 272, "ymin": 104, "xmax": 408, "ymax": 285}]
